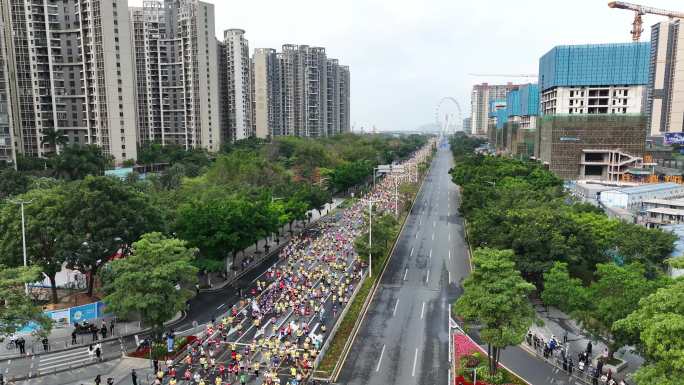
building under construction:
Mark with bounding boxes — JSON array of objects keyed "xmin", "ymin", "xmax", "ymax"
[{"xmin": 536, "ymin": 114, "xmax": 647, "ymax": 180}]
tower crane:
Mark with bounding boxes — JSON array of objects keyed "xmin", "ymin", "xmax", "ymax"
[{"xmin": 608, "ymin": 1, "xmax": 684, "ymax": 41}]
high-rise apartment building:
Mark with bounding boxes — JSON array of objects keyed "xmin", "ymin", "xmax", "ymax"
[
  {"xmin": 130, "ymin": 0, "xmax": 220, "ymax": 152},
  {"xmin": 278, "ymin": 45, "xmax": 329, "ymax": 137},
  {"xmin": 326, "ymin": 59, "xmax": 341, "ymax": 136},
  {"xmin": 252, "ymin": 48, "xmax": 281, "ymax": 139},
  {"xmin": 470, "ymin": 83, "xmax": 515, "ymax": 136},
  {"xmin": 0, "ymin": 9, "xmax": 14, "ymax": 164},
  {"xmin": 0, "ymin": 0, "xmax": 138, "ymax": 163},
  {"xmin": 254, "ymin": 44, "xmax": 349, "ymax": 138},
  {"xmin": 647, "ymin": 20, "xmax": 684, "ymax": 136},
  {"xmin": 221, "ymin": 29, "xmax": 253, "ymax": 141},
  {"xmin": 338, "ymin": 65, "xmax": 351, "ymax": 133}
]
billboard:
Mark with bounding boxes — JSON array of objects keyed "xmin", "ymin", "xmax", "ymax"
[{"xmin": 664, "ymin": 132, "xmax": 684, "ymax": 145}]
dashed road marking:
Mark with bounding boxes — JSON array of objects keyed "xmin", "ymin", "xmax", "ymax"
[{"xmin": 376, "ymin": 344, "xmax": 386, "ymax": 372}]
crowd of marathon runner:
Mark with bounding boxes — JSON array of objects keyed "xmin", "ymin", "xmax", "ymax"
[{"xmin": 149, "ymin": 151, "xmax": 428, "ymax": 385}]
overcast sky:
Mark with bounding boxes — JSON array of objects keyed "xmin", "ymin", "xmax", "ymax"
[{"xmin": 128, "ymin": 0, "xmax": 683, "ymax": 131}]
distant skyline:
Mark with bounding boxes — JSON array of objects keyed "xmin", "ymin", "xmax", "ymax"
[{"xmin": 128, "ymin": 0, "xmax": 683, "ymax": 131}]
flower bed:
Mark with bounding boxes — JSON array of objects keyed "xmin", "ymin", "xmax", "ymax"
[
  {"xmin": 453, "ymin": 332, "xmax": 526, "ymax": 385},
  {"xmin": 128, "ymin": 335, "xmax": 197, "ymax": 360}
]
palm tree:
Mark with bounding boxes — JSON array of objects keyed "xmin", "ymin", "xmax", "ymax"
[{"xmin": 40, "ymin": 128, "xmax": 68, "ymax": 156}]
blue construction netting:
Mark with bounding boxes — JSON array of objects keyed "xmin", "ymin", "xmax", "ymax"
[{"xmin": 539, "ymin": 42, "xmax": 651, "ymax": 92}]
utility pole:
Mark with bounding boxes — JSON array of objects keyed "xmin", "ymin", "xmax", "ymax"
[{"xmin": 10, "ymin": 199, "xmax": 32, "ymax": 295}]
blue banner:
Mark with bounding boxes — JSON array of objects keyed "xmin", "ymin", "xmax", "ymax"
[{"xmin": 69, "ymin": 303, "xmax": 98, "ymax": 324}]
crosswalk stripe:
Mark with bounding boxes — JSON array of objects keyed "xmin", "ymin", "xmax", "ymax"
[{"xmin": 39, "ymin": 349, "xmax": 89, "ymax": 363}]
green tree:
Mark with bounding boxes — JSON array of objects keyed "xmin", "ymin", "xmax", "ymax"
[
  {"xmin": 61, "ymin": 176, "xmax": 163, "ymax": 296},
  {"xmin": 0, "ymin": 187, "xmax": 70, "ymax": 303},
  {"xmin": 541, "ymin": 262, "xmax": 588, "ymax": 312},
  {"xmin": 176, "ymin": 195, "xmax": 259, "ymax": 266},
  {"xmin": 454, "ymin": 248, "xmax": 535, "ymax": 375},
  {"xmin": 545, "ymin": 262, "xmax": 667, "ymax": 358},
  {"xmin": 102, "ymin": 233, "xmax": 198, "ymax": 339},
  {"xmin": 0, "ymin": 265, "xmax": 52, "ymax": 337},
  {"xmin": 613, "ymin": 280, "xmax": 684, "ymax": 384},
  {"xmin": 50, "ymin": 145, "xmax": 113, "ymax": 180},
  {"xmin": 354, "ymin": 212, "xmax": 399, "ymax": 268},
  {"xmin": 0, "ymin": 168, "xmax": 31, "ymax": 200},
  {"xmin": 40, "ymin": 127, "xmax": 68, "ymax": 155}
]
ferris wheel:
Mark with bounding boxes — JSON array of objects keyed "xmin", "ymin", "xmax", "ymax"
[{"xmin": 435, "ymin": 97, "xmax": 463, "ymax": 134}]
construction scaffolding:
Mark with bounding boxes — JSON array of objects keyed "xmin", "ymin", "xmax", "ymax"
[{"xmin": 538, "ymin": 114, "xmax": 647, "ymax": 180}]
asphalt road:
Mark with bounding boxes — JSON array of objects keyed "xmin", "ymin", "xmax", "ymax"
[
  {"xmin": 337, "ymin": 142, "xmax": 583, "ymax": 385},
  {"xmin": 337, "ymin": 141, "xmax": 466, "ymax": 385}
]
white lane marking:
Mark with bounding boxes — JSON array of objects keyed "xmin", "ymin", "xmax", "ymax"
[
  {"xmin": 412, "ymin": 348, "xmax": 419, "ymax": 377},
  {"xmin": 426, "ymin": 270, "xmax": 430, "ymax": 284},
  {"xmin": 415, "ymin": 233, "xmax": 418, "ymax": 239},
  {"xmin": 429, "ymin": 249, "xmax": 432, "ymax": 259},
  {"xmin": 448, "ymin": 250, "xmax": 451, "ymax": 260},
  {"xmin": 419, "ymin": 218, "xmax": 422, "ymax": 225},
  {"xmin": 217, "ymin": 303, "xmax": 225, "ymax": 310},
  {"xmin": 432, "ymin": 233, "xmax": 435, "ymax": 241},
  {"xmin": 410, "ymin": 247, "xmax": 414, "ymax": 257},
  {"xmin": 420, "ymin": 302, "xmax": 425, "ymax": 319},
  {"xmin": 433, "ymin": 221, "xmax": 436, "ymax": 228},
  {"xmin": 376, "ymin": 344, "xmax": 386, "ymax": 372},
  {"xmin": 393, "ymin": 299, "xmax": 400, "ymax": 316},
  {"xmin": 448, "ymin": 271, "xmax": 451, "ymax": 284},
  {"xmin": 403, "ymin": 268, "xmax": 408, "ymax": 281},
  {"xmin": 448, "ymin": 233, "xmax": 451, "ymax": 241}
]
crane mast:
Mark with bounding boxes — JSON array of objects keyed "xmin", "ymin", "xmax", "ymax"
[{"xmin": 608, "ymin": 1, "xmax": 684, "ymax": 41}]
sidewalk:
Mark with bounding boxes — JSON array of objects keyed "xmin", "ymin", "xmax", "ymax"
[
  {"xmin": 17, "ymin": 357, "xmax": 155, "ymax": 385},
  {"xmin": 523, "ymin": 302, "xmax": 643, "ymax": 380},
  {"xmin": 0, "ymin": 317, "xmax": 143, "ymax": 360},
  {"xmin": 198, "ymin": 198, "xmax": 344, "ymax": 291}
]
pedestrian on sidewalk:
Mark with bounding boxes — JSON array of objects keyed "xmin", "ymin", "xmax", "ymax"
[
  {"xmin": 94, "ymin": 374, "xmax": 101, "ymax": 385},
  {"xmin": 131, "ymin": 369, "xmax": 138, "ymax": 385},
  {"xmin": 100, "ymin": 322, "xmax": 107, "ymax": 339},
  {"xmin": 16, "ymin": 337, "xmax": 25, "ymax": 355},
  {"xmin": 71, "ymin": 330, "xmax": 77, "ymax": 345},
  {"xmin": 41, "ymin": 337, "xmax": 48, "ymax": 352},
  {"xmin": 91, "ymin": 328, "xmax": 98, "ymax": 342},
  {"xmin": 106, "ymin": 378, "xmax": 113, "ymax": 385},
  {"xmin": 568, "ymin": 358, "xmax": 574, "ymax": 376},
  {"xmin": 95, "ymin": 344, "xmax": 102, "ymax": 362},
  {"xmin": 109, "ymin": 319, "xmax": 115, "ymax": 336},
  {"xmin": 563, "ymin": 331, "xmax": 568, "ymax": 344},
  {"xmin": 586, "ymin": 340, "xmax": 593, "ymax": 356}
]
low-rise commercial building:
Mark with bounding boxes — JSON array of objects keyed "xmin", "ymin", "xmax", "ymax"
[{"xmin": 599, "ymin": 182, "xmax": 684, "ymax": 212}]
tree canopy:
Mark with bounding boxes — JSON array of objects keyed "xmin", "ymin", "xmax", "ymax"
[
  {"xmin": 613, "ymin": 280, "xmax": 684, "ymax": 384},
  {"xmin": 0, "ymin": 187, "xmax": 70, "ymax": 303},
  {"xmin": 454, "ymin": 248, "xmax": 535, "ymax": 375},
  {"xmin": 0, "ymin": 265, "xmax": 52, "ymax": 337},
  {"xmin": 102, "ymin": 233, "xmax": 198, "ymax": 339},
  {"xmin": 61, "ymin": 176, "xmax": 163, "ymax": 295}
]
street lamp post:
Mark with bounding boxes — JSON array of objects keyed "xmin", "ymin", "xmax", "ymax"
[{"xmin": 10, "ymin": 199, "xmax": 32, "ymax": 295}]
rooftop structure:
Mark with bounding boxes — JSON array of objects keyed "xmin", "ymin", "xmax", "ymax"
[{"xmin": 600, "ymin": 182, "xmax": 684, "ymax": 212}]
